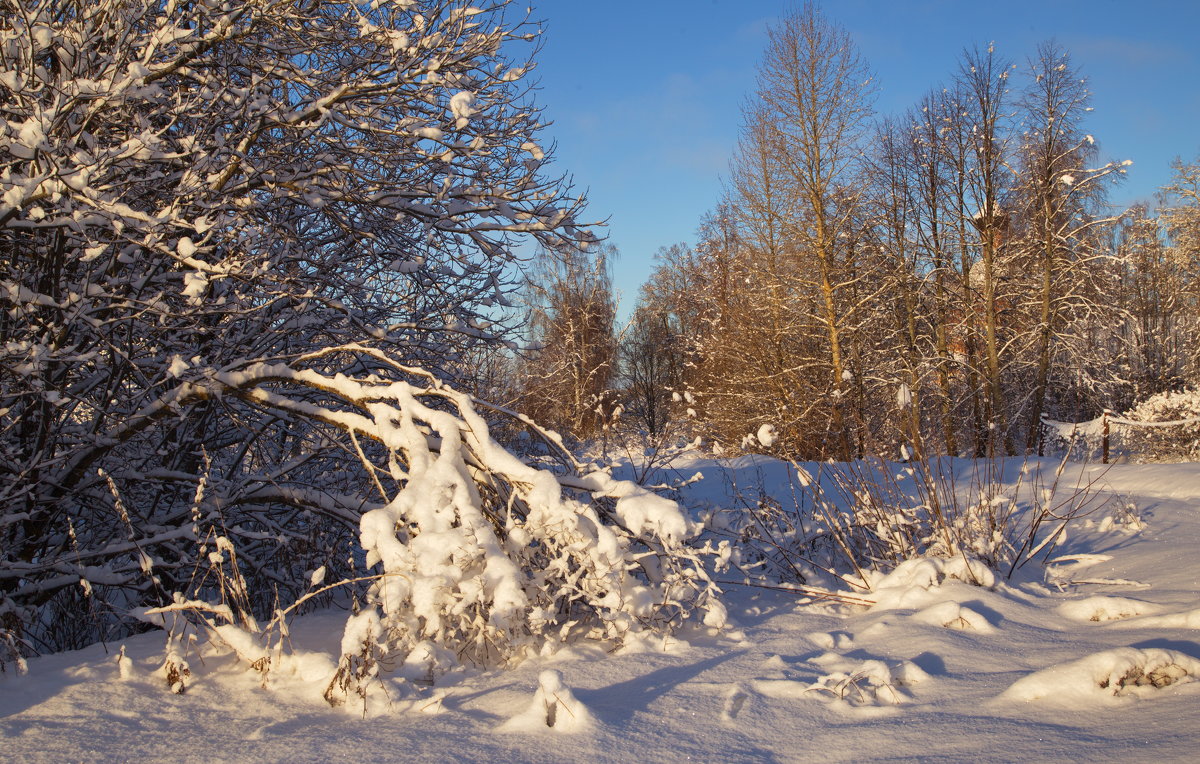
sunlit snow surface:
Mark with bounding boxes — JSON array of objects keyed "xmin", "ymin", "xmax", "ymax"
[{"xmin": 4, "ymin": 458, "xmax": 1200, "ymax": 762}]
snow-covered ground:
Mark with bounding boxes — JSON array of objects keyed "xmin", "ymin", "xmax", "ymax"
[{"xmin": 3, "ymin": 458, "xmax": 1199, "ymax": 762}]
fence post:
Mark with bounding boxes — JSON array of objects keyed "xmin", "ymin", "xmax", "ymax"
[{"xmin": 1102, "ymin": 409, "xmax": 1111, "ymax": 464}]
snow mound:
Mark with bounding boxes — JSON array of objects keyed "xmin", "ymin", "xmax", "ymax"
[
  {"xmin": 913, "ymin": 601, "xmax": 996, "ymax": 632},
  {"xmin": 1001, "ymin": 648, "xmax": 1200, "ymax": 706},
  {"xmin": 805, "ymin": 658, "xmax": 930, "ymax": 707},
  {"xmin": 1110, "ymin": 608, "xmax": 1200, "ymax": 630},
  {"xmin": 499, "ymin": 669, "xmax": 594, "ymax": 733},
  {"xmin": 1057, "ymin": 596, "xmax": 1162, "ymax": 623},
  {"xmin": 870, "ymin": 556, "xmax": 995, "ymax": 610},
  {"xmin": 808, "ymin": 630, "xmax": 854, "ymax": 649}
]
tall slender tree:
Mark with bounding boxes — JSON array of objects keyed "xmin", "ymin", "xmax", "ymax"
[
  {"xmin": 958, "ymin": 44, "xmax": 1016, "ymax": 456},
  {"xmin": 520, "ymin": 243, "xmax": 618, "ymax": 440},
  {"xmin": 1012, "ymin": 41, "xmax": 1122, "ymax": 448},
  {"xmin": 746, "ymin": 2, "xmax": 876, "ymax": 458}
]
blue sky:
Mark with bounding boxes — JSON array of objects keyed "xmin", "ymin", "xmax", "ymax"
[{"xmin": 528, "ymin": 0, "xmax": 1200, "ymax": 318}]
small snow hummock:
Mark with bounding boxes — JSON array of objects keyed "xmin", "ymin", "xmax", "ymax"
[
  {"xmin": 869, "ymin": 556, "xmax": 996, "ymax": 611},
  {"xmin": 1001, "ymin": 648, "xmax": 1200, "ymax": 706},
  {"xmin": 913, "ymin": 601, "xmax": 995, "ymax": 632},
  {"xmin": 1057, "ymin": 596, "xmax": 1161, "ymax": 623},
  {"xmin": 499, "ymin": 669, "xmax": 594, "ymax": 732}
]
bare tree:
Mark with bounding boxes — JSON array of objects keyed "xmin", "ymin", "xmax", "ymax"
[
  {"xmin": 1012, "ymin": 41, "xmax": 1124, "ymax": 449},
  {"xmin": 744, "ymin": 2, "xmax": 877, "ymax": 458},
  {"xmin": 957, "ymin": 44, "xmax": 1017, "ymax": 456},
  {"xmin": 1155, "ymin": 157, "xmax": 1200, "ymax": 387},
  {"xmin": 520, "ymin": 243, "xmax": 618, "ymax": 441},
  {"xmin": 621, "ymin": 305, "xmax": 680, "ymax": 438},
  {"xmin": 892, "ymin": 92, "xmax": 965, "ymax": 454}
]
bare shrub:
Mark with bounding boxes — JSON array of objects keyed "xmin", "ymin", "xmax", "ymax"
[{"xmin": 718, "ymin": 452, "xmax": 1109, "ymax": 593}]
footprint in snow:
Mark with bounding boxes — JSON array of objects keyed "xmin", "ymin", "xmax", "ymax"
[
  {"xmin": 722, "ymin": 685, "xmax": 749, "ymax": 721},
  {"xmin": 808, "ymin": 630, "xmax": 854, "ymax": 649}
]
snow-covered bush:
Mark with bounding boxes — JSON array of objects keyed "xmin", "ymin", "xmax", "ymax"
[
  {"xmin": 79, "ymin": 346, "xmax": 721, "ymax": 703},
  {"xmin": 307, "ymin": 351, "xmax": 721, "ymax": 702},
  {"xmin": 1119, "ymin": 389, "xmax": 1200, "ymax": 462}
]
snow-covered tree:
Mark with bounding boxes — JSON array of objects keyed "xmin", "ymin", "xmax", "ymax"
[
  {"xmin": 1010, "ymin": 42, "xmax": 1123, "ymax": 449},
  {"xmin": 0, "ymin": 0, "xmax": 600, "ymax": 651},
  {"xmin": 749, "ymin": 2, "xmax": 877, "ymax": 459},
  {"xmin": 1156, "ymin": 157, "xmax": 1200, "ymax": 388},
  {"xmin": 1162, "ymin": 157, "xmax": 1200, "ymax": 272}
]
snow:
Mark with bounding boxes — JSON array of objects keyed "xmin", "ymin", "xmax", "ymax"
[
  {"xmin": 1057, "ymin": 595, "xmax": 1162, "ymax": 622},
  {"xmin": 498, "ymin": 669, "xmax": 595, "ymax": 732},
  {"xmin": 521, "ymin": 141, "xmax": 545, "ymax": 161},
  {"xmin": 449, "ymin": 91, "xmax": 475, "ymax": 129},
  {"xmin": 181, "ymin": 271, "xmax": 208, "ymax": 303},
  {"xmin": 756, "ymin": 423, "xmax": 778, "ymax": 447},
  {"xmin": 166, "ymin": 355, "xmax": 189, "ymax": 378},
  {"xmin": 1000, "ymin": 648, "xmax": 1200, "ymax": 706},
  {"xmin": 176, "ymin": 237, "xmax": 198, "ymax": 258},
  {"xmin": 4, "ymin": 458, "xmax": 1200, "ymax": 761}
]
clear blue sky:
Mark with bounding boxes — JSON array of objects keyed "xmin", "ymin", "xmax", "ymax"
[{"xmin": 528, "ymin": 0, "xmax": 1200, "ymax": 319}]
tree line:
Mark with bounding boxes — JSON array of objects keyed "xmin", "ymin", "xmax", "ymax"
[{"xmin": 522, "ymin": 4, "xmax": 1200, "ymax": 461}]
